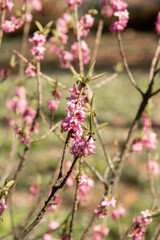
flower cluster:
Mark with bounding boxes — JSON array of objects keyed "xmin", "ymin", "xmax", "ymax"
[
  {"xmin": 0, "ymin": 0, "xmax": 13, "ymax": 11},
  {"xmin": 0, "ymin": 199, "xmax": 7, "ymax": 214},
  {"xmin": 101, "ymin": 0, "xmax": 129, "ymax": 32},
  {"xmin": 95, "ymin": 196, "xmax": 116, "ymax": 218},
  {"xmin": 132, "ymin": 113, "xmax": 158, "ymax": 154},
  {"xmin": 126, "ymin": 210, "xmax": 152, "ymax": 240},
  {"xmin": 47, "ymin": 90, "xmax": 61, "ymax": 112},
  {"xmin": 71, "ymin": 40, "xmax": 91, "ymax": 65},
  {"xmin": 146, "ymin": 160, "xmax": 159, "ymax": 175},
  {"xmin": 92, "ymin": 225, "xmax": 109, "ymax": 240},
  {"xmin": 29, "ymin": 32, "xmax": 46, "ymax": 61},
  {"xmin": 2, "ymin": 16, "xmax": 24, "ymax": 33},
  {"xmin": 78, "ymin": 174, "xmax": 94, "ymax": 202},
  {"xmin": 111, "ymin": 206, "xmax": 126, "ymax": 220},
  {"xmin": 78, "ymin": 14, "xmax": 94, "ymax": 37},
  {"xmin": 66, "ymin": 0, "xmax": 82, "ymax": 10},
  {"xmin": 155, "ymin": 11, "xmax": 160, "ymax": 35},
  {"xmin": 6, "ymin": 86, "xmax": 39, "ymax": 143},
  {"xmin": 61, "ymin": 86, "xmax": 95, "ymax": 158},
  {"xmin": 42, "ymin": 221, "xmax": 59, "ymax": 240},
  {"xmin": 29, "ymin": 183, "xmax": 39, "ymax": 199},
  {"xmin": 25, "ymin": 64, "xmax": 36, "ymax": 78}
]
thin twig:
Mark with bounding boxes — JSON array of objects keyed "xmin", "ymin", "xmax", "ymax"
[
  {"xmin": 92, "ymin": 72, "xmax": 118, "ymax": 89},
  {"xmin": 116, "ymin": 32, "xmax": 143, "ymax": 95},
  {"xmin": 150, "ymin": 219, "xmax": 160, "ymax": 240},
  {"xmin": 36, "ymin": 61, "xmax": 42, "ymax": 115},
  {"xmin": 90, "ymin": 18, "xmax": 104, "ymax": 72},
  {"xmin": 18, "ymin": 155, "xmax": 79, "ymax": 240},
  {"xmin": 74, "ymin": 4, "xmax": 84, "ymax": 75},
  {"xmin": 0, "ymin": 0, "xmax": 6, "ymax": 48},
  {"xmin": 13, "ymin": 50, "xmax": 67, "ymax": 89},
  {"xmin": 149, "ymin": 38, "xmax": 160, "ymax": 84},
  {"xmin": 31, "ymin": 121, "xmax": 61, "ymax": 143}
]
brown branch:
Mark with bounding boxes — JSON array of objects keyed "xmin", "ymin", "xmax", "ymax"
[
  {"xmin": 116, "ymin": 32, "xmax": 143, "ymax": 95},
  {"xmin": 13, "ymin": 50, "xmax": 67, "ymax": 89},
  {"xmin": 18, "ymin": 155, "xmax": 79, "ymax": 240},
  {"xmin": 149, "ymin": 38, "xmax": 160, "ymax": 84},
  {"xmin": 31, "ymin": 121, "xmax": 61, "ymax": 143},
  {"xmin": 36, "ymin": 61, "xmax": 42, "ymax": 115},
  {"xmin": 0, "ymin": 0, "xmax": 6, "ymax": 48},
  {"xmin": 90, "ymin": 18, "xmax": 104, "ymax": 71},
  {"xmin": 74, "ymin": 4, "xmax": 84, "ymax": 75},
  {"xmin": 92, "ymin": 72, "xmax": 118, "ymax": 89}
]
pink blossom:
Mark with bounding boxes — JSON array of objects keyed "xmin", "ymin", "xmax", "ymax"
[
  {"xmin": 126, "ymin": 213, "xmax": 152, "ymax": 240},
  {"xmin": 132, "ymin": 139, "xmax": 143, "ymax": 154},
  {"xmin": 0, "ymin": 69, "xmax": 8, "ymax": 78},
  {"xmin": 111, "ymin": 206, "xmax": 126, "ymax": 220},
  {"xmin": 6, "ymin": 99, "xmax": 16, "ymax": 112},
  {"xmin": 21, "ymin": 135, "xmax": 31, "ymax": 144},
  {"xmin": 93, "ymin": 225, "xmax": 109, "ymax": 240},
  {"xmin": 101, "ymin": 0, "xmax": 113, "ymax": 18},
  {"xmin": 2, "ymin": 16, "xmax": 24, "ymax": 33},
  {"xmin": 15, "ymin": 86, "xmax": 26, "ymax": 99},
  {"xmin": 0, "ymin": 0, "xmax": 14, "ymax": 11},
  {"xmin": 29, "ymin": 32, "xmax": 46, "ymax": 60},
  {"xmin": 25, "ymin": 65, "xmax": 36, "ymax": 78},
  {"xmin": 49, "ymin": 221, "xmax": 60, "ymax": 230},
  {"xmin": 142, "ymin": 113, "xmax": 150, "ymax": 128},
  {"xmin": 111, "ymin": 0, "xmax": 128, "ymax": 11},
  {"xmin": 43, "ymin": 234, "xmax": 55, "ymax": 240},
  {"xmin": 29, "ymin": 183, "xmax": 39, "ymax": 198},
  {"xmin": 16, "ymin": 98, "xmax": 28, "ymax": 114},
  {"xmin": 0, "ymin": 199, "xmax": 7, "ymax": 214},
  {"xmin": 146, "ymin": 161, "xmax": 159, "ymax": 175},
  {"xmin": 141, "ymin": 209, "xmax": 152, "ymax": 218},
  {"xmin": 141, "ymin": 129, "xmax": 158, "ymax": 151},
  {"xmin": 7, "ymin": 118, "xmax": 15, "ymax": 127},
  {"xmin": 67, "ymin": 0, "xmax": 82, "ymax": 10},
  {"xmin": 33, "ymin": 122, "xmax": 40, "ymax": 134},
  {"xmin": 78, "ymin": 174, "xmax": 94, "ymax": 202},
  {"xmin": 48, "ymin": 195, "xmax": 61, "ymax": 211},
  {"xmin": 25, "ymin": 12, "xmax": 33, "ymax": 23},
  {"xmin": 47, "ymin": 100, "xmax": 59, "ymax": 112},
  {"xmin": 31, "ymin": 0, "xmax": 42, "ymax": 11},
  {"xmin": 71, "ymin": 40, "xmax": 90, "ymax": 65},
  {"xmin": 23, "ymin": 107, "xmax": 36, "ymax": 125},
  {"xmin": 95, "ymin": 196, "xmax": 116, "ymax": 218},
  {"xmin": 79, "ymin": 14, "xmax": 94, "ymax": 37},
  {"xmin": 51, "ymin": 91, "xmax": 62, "ymax": 99},
  {"xmin": 155, "ymin": 11, "xmax": 160, "ymax": 35}
]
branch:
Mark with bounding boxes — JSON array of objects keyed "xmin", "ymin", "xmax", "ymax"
[
  {"xmin": 18, "ymin": 155, "xmax": 79, "ymax": 240},
  {"xmin": 0, "ymin": 0, "xmax": 6, "ymax": 48},
  {"xmin": 149, "ymin": 38, "xmax": 160, "ymax": 84},
  {"xmin": 116, "ymin": 32, "xmax": 143, "ymax": 95}
]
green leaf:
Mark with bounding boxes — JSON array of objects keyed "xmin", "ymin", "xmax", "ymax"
[
  {"xmin": 85, "ymin": 61, "xmax": 96, "ymax": 79},
  {"xmin": 5, "ymin": 180, "xmax": 14, "ymax": 189},
  {"xmin": 10, "ymin": 55, "xmax": 16, "ymax": 68},
  {"xmin": 35, "ymin": 21, "xmax": 44, "ymax": 32},
  {"xmin": 94, "ymin": 122, "xmax": 108, "ymax": 132},
  {"xmin": 81, "ymin": 130, "xmax": 90, "ymax": 139},
  {"xmin": 89, "ymin": 114, "xmax": 94, "ymax": 132},
  {"xmin": 91, "ymin": 93, "xmax": 95, "ymax": 109},
  {"xmin": 45, "ymin": 20, "xmax": 53, "ymax": 29},
  {"xmin": 88, "ymin": 9, "xmax": 98, "ymax": 15},
  {"xmin": 90, "ymin": 72, "xmax": 105, "ymax": 81}
]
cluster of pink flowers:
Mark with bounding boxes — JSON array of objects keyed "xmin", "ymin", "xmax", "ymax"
[
  {"xmin": 47, "ymin": 90, "xmax": 61, "ymax": 112},
  {"xmin": 66, "ymin": 0, "xmax": 82, "ymax": 10},
  {"xmin": 95, "ymin": 196, "xmax": 116, "ymax": 218},
  {"xmin": 78, "ymin": 14, "xmax": 94, "ymax": 37},
  {"xmin": 25, "ymin": 64, "xmax": 36, "ymax": 78},
  {"xmin": 29, "ymin": 32, "xmax": 46, "ymax": 61},
  {"xmin": 6, "ymin": 86, "xmax": 39, "ymax": 143},
  {"xmin": 92, "ymin": 225, "xmax": 109, "ymax": 240},
  {"xmin": 111, "ymin": 206, "xmax": 125, "ymax": 220},
  {"xmin": 0, "ymin": 199, "xmax": 7, "ymax": 214},
  {"xmin": 132, "ymin": 113, "xmax": 158, "ymax": 154},
  {"xmin": 146, "ymin": 160, "xmax": 159, "ymax": 175},
  {"xmin": 2, "ymin": 16, "xmax": 24, "ymax": 33},
  {"xmin": 61, "ymin": 86, "xmax": 95, "ymax": 158},
  {"xmin": 0, "ymin": 0, "xmax": 13, "ymax": 11},
  {"xmin": 126, "ymin": 210, "xmax": 152, "ymax": 240},
  {"xmin": 101, "ymin": 0, "xmax": 129, "ymax": 32},
  {"xmin": 155, "ymin": 11, "xmax": 160, "ymax": 35},
  {"xmin": 71, "ymin": 40, "xmax": 91, "ymax": 65},
  {"xmin": 78, "ymin": 174, "xmax": 94, "ymax": 202}
]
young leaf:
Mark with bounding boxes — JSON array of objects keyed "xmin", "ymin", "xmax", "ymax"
[
  {"xmin": 90, "ymin": 72, "xmax": 105, "ymax": 81},
  {"xmin": 10, "ymin": 55, "xmax": 16, "ymax": 68},
  {"xmin": 94, "ymin": 122, "xmax": 108, "ymax": 132},
  {"xmin": 5, "ymin": 180, "xmax": 14, "ymax": 189},
  {"xmin": 91, "ymin": 93, "xmax": 95, "ymax": 109},
  {"xmin": 82, "ymin": 130, "xmax": 90, "ymax": 139},
  {"xmin": 45, "ymin": 20, "xmax": 53, "ymax": 29},
  {"xmin": 35, "ymin": 21, "xmax": 44, "ymax": 32},
  {"xmin": 85, "ymin": 61, "xmax": 96, "ymax": 79}
]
